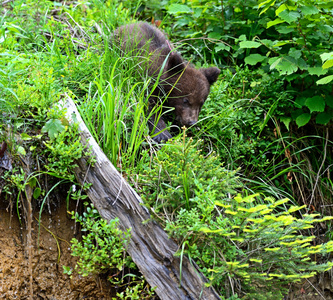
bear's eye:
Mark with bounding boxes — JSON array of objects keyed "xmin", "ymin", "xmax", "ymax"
[{"xmin": 183, "ymin": 98, "xmax": 189, "ymax": 104}]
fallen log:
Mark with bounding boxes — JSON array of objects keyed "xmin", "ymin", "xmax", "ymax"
[{"xmin": 63, "ymin": 95, "xmax": 221, "ymax": 300}]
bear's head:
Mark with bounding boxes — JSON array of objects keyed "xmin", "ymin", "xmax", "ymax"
[{"xmin": 160, "ymin": 52, "xmax": 220, "ymax": 127}]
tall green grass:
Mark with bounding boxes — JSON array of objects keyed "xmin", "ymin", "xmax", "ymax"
[{"xmin": 76, "ymin": 35, "xmax": 173, "ymax": 171}]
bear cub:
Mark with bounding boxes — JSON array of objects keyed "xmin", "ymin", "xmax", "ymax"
[{"xmin": 114, "ymin": 22, "xmax": 220, "ymax": 143}]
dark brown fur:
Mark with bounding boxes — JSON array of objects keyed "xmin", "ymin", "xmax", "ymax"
[{"xmin": 114, "ymin": 22, "xmax": 220, "ymax": 142}]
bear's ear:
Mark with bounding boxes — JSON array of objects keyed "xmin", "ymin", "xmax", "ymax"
[
  {"xmin": 166, "ymin": 52, "xmax": 185, "ymax": 74},
  {"xmin": 200, "ymin": 67, "xmax": 221, "ymax": 85}
]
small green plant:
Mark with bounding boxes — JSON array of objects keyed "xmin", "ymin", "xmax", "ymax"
[
  {"xmin": 69, "ymin": 202, "xmax": 132, "ymax": 276},
  {"xmin": 62, "ymin": 265, "xmax": 73, "ymax": 276},
  {"xmin": 67, "ymin": 202, "xmax": 155, "ymax": 299},
  {"xmin": 139, "ymin": 131, "xmax": 240, "ymax": 217},
  {"xmin": 43, "ymin": 122, "xmax": 88, "ymax": 182},
  {"xmin": 114, "ymin": 276, "xmax": 156, "ymax": 300}
]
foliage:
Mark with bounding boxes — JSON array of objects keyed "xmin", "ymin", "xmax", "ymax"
[
  {"xmin": 69, "ymin": 202, "xmax": 132, "ymax": 276},
  {"xmin": 137, "ymin": 0, "xmax": 333, "ymax": 128},
  {"xmin": 138, "ymin": 135, "xmax": 333, "ymax": 298},
  {"xmin": 1, "ymin": 0, "xmax": 333, "ymax": 298},
  {"xmin": 139, "ymin": 131, "xmax": 240, "ymax": 215},
  {"xmin": 68, "ymin": 202, "xmax": 155, "ymax": 299},
  {"xmin": 43, "ymin": 122, "xmax": 89, "ymax": 182}
]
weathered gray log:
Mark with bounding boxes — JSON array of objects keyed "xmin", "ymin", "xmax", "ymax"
[{"xmin": 63, "ymin": 95, "xmax": 221, "ymax": 300}]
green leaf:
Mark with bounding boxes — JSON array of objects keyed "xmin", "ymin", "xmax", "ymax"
[
  {"xmin": 275, "ymin": 4, "xmax": 288, "ymax": 16},
  {"xmin": 276, "ymin": 57, "xmax": 298, "ymax": 75},
  {"xmin": 28, "ymin": 177, "xmax": 37, "ymax": 188},
  {"xmin": 259, "ymin": 0, "xmax": 276, "ymax": 15},
  {"xmin": 167, "ymin": 4, "xmax": 192, "ymax": 14},
  {"xmin": 215, "ymin": 43, "xmax": 230, "ymax": 52},
  {"xmin": 300, "ymin": 6, "xmax": 319, "ymax": 16},
  {"xmin": 245, "ymin": 54, "xmax": 266, "ymax": 65},
  {"xmin": 267, "ymin": 18, "xmax": 285, "ymax": 28},
  {"xmin": 297, "ymin": 58, "xmax": 307, "ymax": 70},
  {"xmin": 288, "ymin": 49, "xmax": 301, "ymax": 59},
  {"xmin": 316, "ymin": 75, "xmax": 333, "ymax": 85},
  {"xmin": 273, "ymin": 40, "xmax": 291, "ymax": 47},
  {"xmin": 21, "ymin": 133, "xmax": 32, "ymax": 140},
  {"xmin": 316, "ymin": 112, "xmax": 332, "ymax": 125},
  {"xmin": 326, "ymin": 96, "xmax": 333, "ymax": 108},
  {"xmin": 322, "ymin": 59, "xmax": 333, "ymax": 69},
  {"xmin": 295, "ymin": 97, "xmax": 306, "ymax": 108},
  {"xmin": 280, "ymin": 117, "xmax": 292, "ymax": 130},
  {"xmin": 239, "ymin": 41, "xmax": 261, "ymax": 48},
  {"xmin": 277, "ymin": 26, "xmax": 294, "ymax": 34},
  {"xmin": 279, "ymin": 10, "xmax": 300, "ymax": 24},
  {"xmin": 308, "ymin": 67, "xmax": 328, "ymax": 76},
  {"xmin": 33, "ymin": 187, "xmax": 42, "ymax": 199},
  {"xmin": 305, "ymin": 96, "xmax": 325, "ymax": 113},
  {"xmin": 41, "ymin": 119, "xmax": 65, "ymax": 139},
  {"xmin": 320, "ymin": 52, "xmax": 333, "ymax": 62},
  {"xmin": 17, "ymin": 146, "xmax": 26, "ymax": 156},
  {"xmin": 208, "ymin": 32, "xmax": 221, "ymax": 40},
  {"xmin": 269, "ymin": 57, "xmax": 282, "ymax": 70},
  {"xmin": 296, "ymin": 113, "xmax": 311, "ymax": 127}
]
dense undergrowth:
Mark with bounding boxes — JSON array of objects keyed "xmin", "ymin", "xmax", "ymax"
[{"xmin": 0, "ymin": 0, "xmax": 332, "ymax": 299}]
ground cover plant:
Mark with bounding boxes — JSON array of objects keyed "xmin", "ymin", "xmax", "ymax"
[
  {"xmin": 0, "ymin": 0, "xmax": 156, "ymax": 297},
  {"xmin": 1, "ymin": 0, "xmax": 333, "ymax": 299}
]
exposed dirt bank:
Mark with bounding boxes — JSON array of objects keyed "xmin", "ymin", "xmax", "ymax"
[{"xmin": 0, "ymin": 197, "xmax": 113, "ymax": 300}]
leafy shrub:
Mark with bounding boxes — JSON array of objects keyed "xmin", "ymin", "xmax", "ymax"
[
  {"xmin": 68, "ymin": 202, "xmax": 156, "ymax": 299},
  {"xmin": 69, "ymin": 203, "xmax": 132, "ymax": 276},
  {"xmin": 137, "ymin": 0, "xmax": 333, "ymax": 128},
  {"xmin": 138, "ymin": 134, "xmax": 333, "ymax": 298},
  {"xmin": 139, "ymin": 132, "xmax": 240, "ymax": 215}
]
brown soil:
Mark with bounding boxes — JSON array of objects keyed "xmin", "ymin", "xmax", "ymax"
[{"xmin": 0, "ymin": 197, "xmax": 114, "ymax": 300}]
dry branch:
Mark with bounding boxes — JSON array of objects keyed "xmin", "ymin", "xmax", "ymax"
[{"xmin": 63, "ymin": 95, "xmax": 221, "ymax": 300}]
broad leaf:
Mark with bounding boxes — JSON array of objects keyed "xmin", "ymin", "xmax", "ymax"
[
  {"xmin": 215, "ymin": 43, "xmax": 230, "ymax": 52},
  {"xmin": 320, "ymin": 52, "xmax": 333, "ymax": 62},
  {"xmin": 276, "ymin": 57, "xmax": 298, "ymax": 75},
  {"xmin": 21, "ymin": 132, "xmax": 32, "ymax": 140},
  {"xmin": 33, "ymin": 187, "xmax": 42, "ymax": 199},
  {"xmin": 296, "ymin": 113, "xmax": 311, "ymax": 127},
  {"xmin": 279, "ymin": 10, "xmax": 300, "ymax": 24},
  {"xmin": 300, "ymin": 6, "xmax": 319, "ymax": 16},
  {"xmin": 322, "ymin": 59, "xmax": 333, "ymax": 69},
  {"xmin": 42, "ymin": 119, "xmax": 65, "ymax": 139},
  {"xmin": 308, "ymin": 67, "xmax": 328, "ymax": 76},
  {"xmin": 326, "ymin": 96, "xmax": 333, "ymax": 109},
  {"xmin": 239, "ymin": 41, "xmax": 261, "ymax": 48},
  {"xmin": 317, "ymin": 75, "xmax": 333, "ymax": 85},
  {"xmin": 208, "ymin": 32, "xmax": 222, "ymax": 40},
  {"xmin": 305, "ymin": 96, "xmax": 325, "ymax": 113},
  {"xmin": 316, "ymin": 112, "xmax": 332, "ymax": 125},
  {"xmin": 275, "ymin": 4, "xmax": 288, "ymax": 16},
  {"xmin": 289, "ymin": 49, "xmax": 302, "ymax": 59},
  {"xmin": 280, "ymin": 117, "xmax": 292, "ymax": 130},
  {"xmin": 267, "ymin": 18, "xmax": 285, "ymax": 28},
  {"xmin": 245, "ymin": 54, "xmax": 266, "ymax": 65},
  {"xmin": 269, "ymin": 57, "xmax": 282, "ymax": 70},
  {"xmin": 167, "ymin": 4, "xmax": 192, "ymax": 14},
  {"xmin": 17, "ymin": 146, "xmax": 26, "ymax": 156},
  {"xmin": 277, "ymin": 26, "xmax": 294, "ymax": 34}
]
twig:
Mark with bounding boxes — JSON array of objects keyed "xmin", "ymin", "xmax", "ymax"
[{"xmin": 305, "ymin": 278, "xmax": 326, "ymax": 300}]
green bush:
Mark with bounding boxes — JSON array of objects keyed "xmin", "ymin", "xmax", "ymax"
[
  {"xmin": 68, "ymin": 202, "xmax": 156, "ymax": 299},
  {"xmin": 137, "ymin": 0, "xmax": 333, "ymax": 127},
  {"xmin": 69, "ymin": 203, "xmax": 132, "ymax": 276},
  {"xmin": 138, "ymin": 135, "xmax": 333, "ymax": 298}
]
